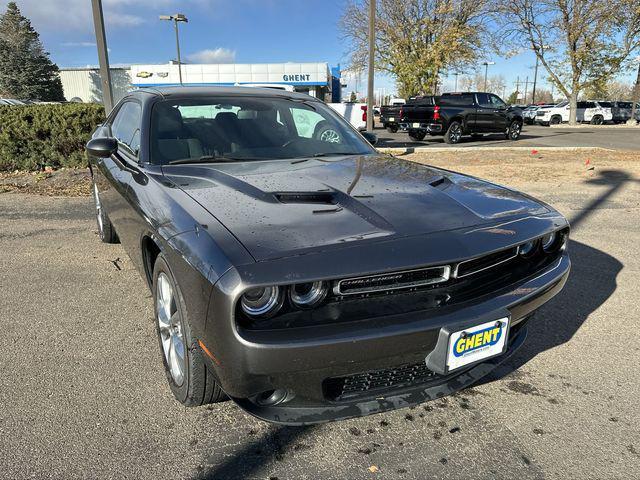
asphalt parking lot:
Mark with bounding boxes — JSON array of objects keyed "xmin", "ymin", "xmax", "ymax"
[
  {"xmin": 1, "ymin": 153, "xmax": 639, "ymax": 479},
  {"xmin": 375, "ymin": 124, "xmax": 640, "ymax": 151}
]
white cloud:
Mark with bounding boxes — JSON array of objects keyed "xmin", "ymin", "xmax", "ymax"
[
  {"xmin": 186, "ymin": 48, "xmax": 236, "ymax": 64},
  {"xmin": 61, "ymin": 42, "xmax": 97, "ymax": 47}
]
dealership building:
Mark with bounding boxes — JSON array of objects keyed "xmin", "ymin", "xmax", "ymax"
[{"xmin": 59, "ymin": 62, "xmax": 343, "ymax": 105}]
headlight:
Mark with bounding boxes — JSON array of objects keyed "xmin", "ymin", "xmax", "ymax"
[
  {"xmin": 240, "ymin": 286, "xmax": 283, "ymax": 318},
  {"xmin": 290, "ymin": 281, "xmax": 328, "ymax": 308},
  {"xmin": 519, "ymin": 240, "xmax": 537, "ymax": 257},
  {"xmin": 541, "ymin": 232, "xmax": 557, "ymax": 252}
]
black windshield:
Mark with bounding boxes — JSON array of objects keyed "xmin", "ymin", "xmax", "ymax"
[{"xmin": 150, "ymin": 96, "xmax": 375, "ymax": 165}]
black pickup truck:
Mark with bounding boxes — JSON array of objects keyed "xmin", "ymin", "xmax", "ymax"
[
  {"xmin": 379, "ymin": 101, "xmax": 409, "ymax": 133},
  {"xmin": 399, "ymin": 92, "xmax": 524, "ymax": 144}
]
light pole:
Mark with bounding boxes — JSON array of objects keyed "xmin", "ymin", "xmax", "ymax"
[
  {"xmin": 482, "ymin": 61, "xmax": 495, "ymax": 91},
  {"xmin": 452, "ymin": 72, "xmax": 467, "ymax": 91},
  {"xmin": 630, "ymin": 57, "xmax": 640, "ymax": 125},
  {"xmin": 91, "ymin": 0, "xmax": 113, "ymax": 112},
  {"xmin": 366, "ymin": 0, "xmax": 375, "ymax": 132},
  {"xmin": 160, "ymin": 14, "xmax": 188, "ymax": 85}
]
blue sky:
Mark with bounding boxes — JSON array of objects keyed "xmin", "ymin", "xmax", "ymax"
[{"xmin": 1, "ymin": 0, "xmax": 634, "ymax": 98}]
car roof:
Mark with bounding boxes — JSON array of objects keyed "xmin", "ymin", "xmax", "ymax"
[{"xmin": 133, "ymin": 85, "xmax": 319, "ymax": 101}]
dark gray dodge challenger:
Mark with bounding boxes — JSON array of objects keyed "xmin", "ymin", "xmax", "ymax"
[{"xmin": 86, "ymin": 86, "xmax": 570, "ymax": 424}]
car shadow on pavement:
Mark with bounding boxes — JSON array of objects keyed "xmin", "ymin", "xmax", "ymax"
[
  {"xmin": 481, "ymin": 169, "xmax": 632, "ymax": 383},
  {"xmin": 198, "ymin": 424, "xmax": 315, "ymax": 480}
]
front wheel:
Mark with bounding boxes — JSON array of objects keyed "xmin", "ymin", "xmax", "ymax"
[
  {"xmin": 443, "ymin": 121, "xmax": 463, "ymax": 144},
  {"xmin": 590, "ymin": 115, "xmax": 604, "ymax": 125},
  {"xmin": 549, "ymin": 115, "xmax": 562, "ymax": 125},
  {"xmin": 386, "ymin": 125, "xmax": 399, "ymax": 133},
  {"xmin": 92, "ymin": 181, "xmax": 118, "ymax": 244},
  {"xmin": 506, "ymin": 120, "xmax": 523, "ymax": 140},
  {"xmin": 153, "ymin": 254, "xmax": 227, "ymax": 406}
]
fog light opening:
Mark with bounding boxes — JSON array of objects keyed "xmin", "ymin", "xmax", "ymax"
[{"xmin": 255, "ymin": 389, "xmax": 288, "ymax": 406}]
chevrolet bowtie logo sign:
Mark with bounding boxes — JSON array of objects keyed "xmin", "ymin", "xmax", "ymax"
[{"xmin": 136, "ymin": 71, "xmax": 153, "ymax": 78}]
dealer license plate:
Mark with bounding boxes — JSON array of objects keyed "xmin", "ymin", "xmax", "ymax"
[
  {"xmin": 446, "ymin": 318, "xmax": 510, "ymax": 371},
  {"xmin": 412, "ymin": 123, "xmax": 421, "ymax": 128},
  {"xmin": 388, "ymin": 117, "xmax": 395, "ymax": 122}
]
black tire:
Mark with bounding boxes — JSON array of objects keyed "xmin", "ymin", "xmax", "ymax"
[
  {"xmin": 152, "ymin": 254, "xmax": 226, "ymax": 406},
  {"xmin": 408, "ymin": 130, "xmax": 426, "ymax": 141},
  {"xmin": 443, "ymin": 121, "xmax": 463, "ymax": 144},
  {"xmin": 549, "ymin": 115, "xmax": 562, "ymax": 125},
  {"xmin": 590, "ymin": 115, "xmax": 604, "ymax": 125},
  {"xmin": 313, "ymin": 121, "xmax": 342, "ymax": 143},
  {"xmin": 386, "ymin": 125, "xmax": 399, "ymax": 133},
  {"xmin": 91, "ymin": 181, "xmax": 118, "ymax": 244},
  {"xmin": 505, "ymin": 120, "xmax": 523, "ymax": 140}
]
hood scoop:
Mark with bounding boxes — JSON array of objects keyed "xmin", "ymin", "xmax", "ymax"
[{"xmin": 274, "ymin": 191, "xmax": 337, "ymax": 205}]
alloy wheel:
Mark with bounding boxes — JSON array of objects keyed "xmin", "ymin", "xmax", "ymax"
[
  {"xmin": 450, "ymin": 124, "xmax": 462, "ymax": 143},
  {"xmin": 92, "ymin": 183, "xmax": 104, "ymax": 238},
  {"xmin": 156, "ymin": 273, "xmax": 186, "ymax": 386},
  {"xmin": 319, "ymin": 129, "xmax": 341, "ymax": 143},
  {"xmin": 509, "ymin": 122, "xmax": 522, "ymax": 139}
]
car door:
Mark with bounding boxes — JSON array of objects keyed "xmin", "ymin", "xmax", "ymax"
[
  {"xmin": 97, "ymin": 100, "xmax": 144, "ymax": 254},
  {"xmin": 473, "ymin": 93, "xmax": 494, "ymax": 132},
  {"xmin": 488, "ymin": 94, "xmax": 509, "ymax": 131},
  {"xmin": 576, "ymin": 102, "xmax": 590, "ymax": 122}
]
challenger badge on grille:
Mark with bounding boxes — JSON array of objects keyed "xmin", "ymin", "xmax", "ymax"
[{"xmin": 334, "ymin": 266, "xmax": 450, "ymax": 296}]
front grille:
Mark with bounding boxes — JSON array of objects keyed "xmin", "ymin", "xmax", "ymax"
[
  {"xmin": 323, "ymin": 362, "xmax": 439, "ymax": 402},
  {"xmin": 455, "ymin": 246, "xmax": 519, "ymax": 278},
  {"xmin": 334, "ymin": 266, "xmax": 450, "ymax": 296}
]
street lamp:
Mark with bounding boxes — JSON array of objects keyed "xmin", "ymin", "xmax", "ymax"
[
  {"xmin": 531, "ymin": 45, "xmax": 550, "ymax": 104},
  {"xmin": 482, "ymin": 61, "xmax": 495, "ymax": 91},
  {"xmin": 452, "ymin": 71, "xmax": 466, "ymax": 91},
  {"xmin": 159, "ymin": 13, "xmax": 188, "ymax": 85}
]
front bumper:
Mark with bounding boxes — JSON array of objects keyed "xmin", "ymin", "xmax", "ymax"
[
  {"xmin": 399, "ymin": 122, "xmax": 443, "ymax": 133},
  {"xmin": 203, "ymin": 253, "xmax": 570, "ymax": 424}
]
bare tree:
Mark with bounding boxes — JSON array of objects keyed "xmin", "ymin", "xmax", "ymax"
[
  {"xmin": 493, "ymin": 0, "xmax": 640, "ymax": 124},
  {"xmin": 458, "ymin": 72, "xmax": 506, "ymax": 96},
  {"xmin": 339, "ymin": 0, "xmax": 489, "ymax": 98}
]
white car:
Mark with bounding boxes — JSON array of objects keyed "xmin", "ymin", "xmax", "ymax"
[
  {"xmin": 536, "ymin": 100, "xmax": 613, "ymax": 125},
  {"xmin": 327, "ymin": 102, "xmax": 368, "ymax": 130},
  {"xmin": 523, "ymin": 104, "xmax": 555, "ymax": 124}
]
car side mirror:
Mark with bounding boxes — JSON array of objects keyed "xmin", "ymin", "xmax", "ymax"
[
  {"xmin": 86, "ymin": 137, "xmax": 118, "ymax": 158},
  {"xmin": 361, "ymin": 131, "xmax": 378, "ymax": 146}
]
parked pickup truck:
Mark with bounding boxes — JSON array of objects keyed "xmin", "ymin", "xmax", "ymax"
[
  {"xmin": 328, "ymin": 102, "xmax": 367, "ymax": 130},
  {"xmin": 379, "ymin": 99, "xmax": 407, "ymax": 133},
  {"xmin": 399, "ymin": 92, "xmax": 524, "ymax": 144}
]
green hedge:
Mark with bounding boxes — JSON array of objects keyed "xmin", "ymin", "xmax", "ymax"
[{"xmin": 0, "ymin": 103, "xmax": 105, "ymax": 171}]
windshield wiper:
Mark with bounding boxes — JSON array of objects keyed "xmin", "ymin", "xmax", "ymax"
[
  {"xmin": 312, "ymin": 152, "xmax": 362, "ymax": 157},
  {"xmin": 169, "ymin": 155, "xmax": 249, "ymax": 165}
]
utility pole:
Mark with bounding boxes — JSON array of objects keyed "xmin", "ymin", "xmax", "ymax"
[
  {"xmin": 515, "ymin": 76, "xmax": 520, "ymax": 102},
  {"xmin": 523, "ymin": 76, "xmax": 529, "ymax": 104},
  {"xmin": 366, "ymin": 0, "xmax": 376, "ymax": 132},
  {"xmin": 532, "ymin": 55, "xmax": 539, "ymax": 104},
  {"xmin": 91, "ymin": 0, "xmax": 113, "ymax": 113}
]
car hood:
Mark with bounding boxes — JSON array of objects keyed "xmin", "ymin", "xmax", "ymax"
[{"xmin": 164, "ymin": 155, "xmax": 549, "ymax": 261}]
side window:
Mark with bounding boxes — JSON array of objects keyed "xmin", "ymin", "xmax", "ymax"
[
  {"xmin": 577, "ymin": 102, "xmax": 587, "ymax": 109},
  {"xmin": 476, "ymin": 93, "xmax": 492, "ymax": 108},
  {"xmin": 490, "ymin": 95, "xmax": 507, "ymax": 108},
  {"xmin": 289, "ymin": 106, "xmax": 325, "ymax": 138},
  {"xmin": 110, "ymin": 102, "xmax": 142, "ymax": 155}
]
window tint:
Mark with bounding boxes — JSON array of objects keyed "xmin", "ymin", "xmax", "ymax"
[
  {"xmin": 111, "ymin": 102, "xmax": 142, "ymax": 155},
  {"xmin": 597, "ymin": 102, "xmax": 613, "ymax": 108},
  {"xmin": 149, "ymin": 97, "xmax": 373, "ymax": 165},
  {"xmin": 476, "ymin": 93, "xmax": 491, "ymax": 108},
  {"xmin": 440, "ymin": 94, "xmax": 475, "ymax": 106},
  {"xmin": 489, "ymin": 94, "xmax": 507, "ymax": 108}
]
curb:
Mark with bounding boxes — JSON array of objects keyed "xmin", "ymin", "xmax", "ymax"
[{"xmin": 377, "ymin": 146, "xmax": 617, "ymax": 154}]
